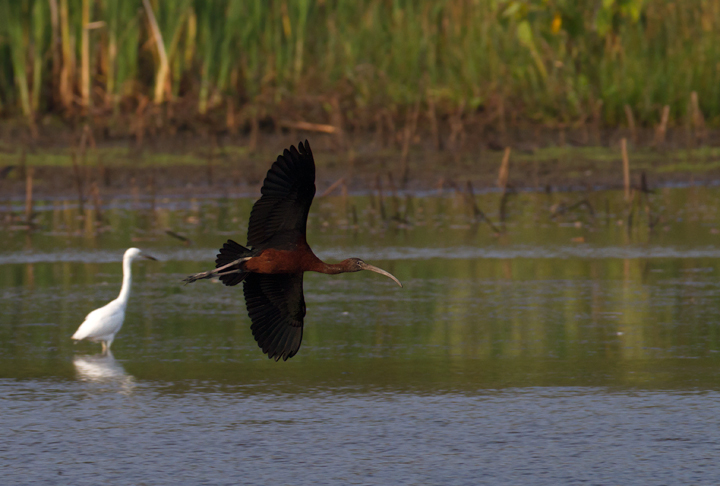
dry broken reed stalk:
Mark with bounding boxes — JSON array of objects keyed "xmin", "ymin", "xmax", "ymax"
[
  {"xmin": 278, "ymin": 120, "xmax": 339, "ymax": 134},
  {"xmin": 465, "ymin": 181, "xmax": 500, "ymax": 234},
  {"xmin": 621, "ymin": 138, "xmax": 631, "ymax": 202},
  {"xmin": 400, "ymin": 101, "xmax": 421, "ymax": 185},
  {"xmin": 497, "ymin": 147, "xmax": 513, "ymax": 226},
  {"xmin": 90, "ymin": 181, "xmax": 103, "ymax": 223},
  {"xmin": 427, "ymin": 95, "xmax": 441, "ymax": 151},
  {"xmin": 130, "ymin": 177, "xmax": 140, "ymax": 210},
  {"xmin": 690, "ymin": 92, "xmax": 707, "ymax": 144},
  {"xmin": 319, "ymin": 177, "xmax": 345, "ymax": 198},
  {"xmin": 165, "ymin": 229, "xmax": 193, "ymax": 245},
  {"xmin": 654, "ymin": 105, "xmax": 671, "ymax": 148},
  {"xmin": 25, "ymin": 167, "xmax": 34, "ymax": 223},
  {"xmin": 375, "ymin": 174, "xmax": 386, "ymax": 222},
  {"xmin": 639, "ymin": 172, "xmax": 659, "ymax": 231},
  {"xmin": 497, "ymin": 147, "xmax": 511, "ymax": 192},
  {"xmin": 592, "ymin": 100, "xmax": 603, "ymax": 145},
  {"xmin": 71, "ymin": 156, "xmax": 84, "ymax": 214},
  {"xmin": 386, "ymin": 171, "xmax": 401, "ymax": 220},
  {"xmin": 624, "ymin": 105, "xmax": 637, "ymax": 145}
]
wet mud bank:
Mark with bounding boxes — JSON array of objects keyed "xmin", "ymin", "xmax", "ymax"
[{"xmin": 2, "ymin": 131, "xmax": 720, "ymax": 202}]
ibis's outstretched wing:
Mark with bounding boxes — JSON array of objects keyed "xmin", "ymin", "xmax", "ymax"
[
  {"xmin": 243, "ymin": 273, "xmax": 305, "ymax": 361},
  {"xmin": 247, "ymin": 140, "xmax": 316, "ymax": 249}
]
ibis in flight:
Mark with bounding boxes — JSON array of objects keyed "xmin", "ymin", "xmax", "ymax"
[
  {"xmin": 183, "ymin": 140, "xmax": 402, "ymax": 361},
  {"xmin": 72, "ymin": 247, "xmax": 157, "ymax": 353}
]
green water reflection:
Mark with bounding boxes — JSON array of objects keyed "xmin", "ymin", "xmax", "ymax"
[{"xmin": 3, "ymin": 187, "xmax": 720, "ymax": 391}]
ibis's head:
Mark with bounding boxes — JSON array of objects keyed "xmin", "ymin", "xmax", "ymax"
[
  {"xmin": 124, "ymin": 247, "xmax": 158, "ymax": 262},
  {"xmin": 342, "ymin": 258, "xmax": 402, "ymax": 287}
]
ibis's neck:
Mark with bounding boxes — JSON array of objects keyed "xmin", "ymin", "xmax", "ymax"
[
  {"xmin": 117, "ymin": 256, "xmax": 133, "ymax": 304},
  {"xmin": 310, "ymin": 260, "xmax": 348, "ymax": 275}
]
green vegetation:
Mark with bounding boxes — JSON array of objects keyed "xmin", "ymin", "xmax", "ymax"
[{"xmin": 0, "ymin": 0, "xmax": 719, "ymax": 134}]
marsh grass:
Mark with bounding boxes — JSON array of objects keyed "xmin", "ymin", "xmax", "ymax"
[{"xmin": 0, "ymin": 1, "xmax": 719, "ymax": 136}]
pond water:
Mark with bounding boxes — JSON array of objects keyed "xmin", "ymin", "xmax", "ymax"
[{"xmin": 3, "ymin": 186, "xmax": 720, "ymax": 484}]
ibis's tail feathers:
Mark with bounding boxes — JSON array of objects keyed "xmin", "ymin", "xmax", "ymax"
[
  {"xmin": 216, "ymin": 240, "xmax": 252, "ymax": 266},
  {"xmin": 215, "ymin": 240, "xmax": 253, "ymax": 287},
  {"xmin": 182, "ymin": 239, "xmax": 254, "ymax": 286}
]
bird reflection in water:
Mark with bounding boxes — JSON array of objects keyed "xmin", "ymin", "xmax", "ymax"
[{"xmin": 73, "ymin": 350, "xmax": 135, "ymax": 393}]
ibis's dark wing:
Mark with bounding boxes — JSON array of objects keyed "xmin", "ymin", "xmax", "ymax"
[
  {"xmin": 243, "ymin": 273, "xmax": 305, "ymax": 361},
  {"xmin": 247, "ymin": 140, "xmax": 316, "ymax": 249}
]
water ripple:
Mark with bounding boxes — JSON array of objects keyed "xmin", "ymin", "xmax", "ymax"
[{"xmin": 1, "ymin": 244, "xmax": 720, "ymax": 264}]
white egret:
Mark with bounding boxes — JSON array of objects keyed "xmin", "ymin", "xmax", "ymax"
[{"xmin": 71, "ymin": 248, "xmax": 157, "ymax": 352}]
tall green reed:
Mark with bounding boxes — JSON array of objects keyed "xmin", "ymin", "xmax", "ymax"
[
  {"xmin": 0, "ymin": 0, "xmax": 719, "ymax": 132},
  {"xmin": 1, "ymin": 0, "xmax": 32, "ymax": 117}
]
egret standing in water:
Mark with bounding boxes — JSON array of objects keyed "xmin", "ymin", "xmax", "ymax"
[
  {"xmin": 183, "ymin": 140, "xmax": 402, "ymax": 361},
  {"xmin": 72, "ymin": 248, "xmax": 157, "ymax": 353}
]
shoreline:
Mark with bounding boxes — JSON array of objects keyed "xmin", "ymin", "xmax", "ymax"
[{"xmin": 2, "ymin": 131, "xmax": 720, "ymax": 202}]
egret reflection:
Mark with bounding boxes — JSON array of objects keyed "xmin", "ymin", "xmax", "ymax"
[{"xmin": 73, "ymin": 350, "xmax": 135, "ymax": 392}]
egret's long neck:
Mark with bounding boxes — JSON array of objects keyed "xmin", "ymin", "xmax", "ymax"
[{"xmin": 117, "ymin": 256, "xmax": 133, "ymax": 304}]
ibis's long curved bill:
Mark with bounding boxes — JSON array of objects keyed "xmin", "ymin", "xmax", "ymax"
[
  {"xmin": 360, "ymin": 262, "xmax": 403, "ymax": 287},
  {"xmin": 141, "ymin": 253, "xmax": 158, "ymax": 261}
]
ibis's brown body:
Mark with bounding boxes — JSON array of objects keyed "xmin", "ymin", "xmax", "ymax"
[{"xmin": 244, "ymin": 238, "xmax": 346, "ymax": 275}]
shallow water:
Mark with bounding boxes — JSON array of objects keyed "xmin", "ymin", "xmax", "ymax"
[{"xmin": 3, "ymin": 187, "xmax": 720, "ymax": 484}]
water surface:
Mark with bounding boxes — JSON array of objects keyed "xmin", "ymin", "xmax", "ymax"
[{"xmin": 2, "ymin": 187, "xmax": 720, "ymax": 484}]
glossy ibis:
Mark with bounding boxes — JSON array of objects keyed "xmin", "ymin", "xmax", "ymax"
[
  {"xmin": 71, "ymin": 248, "xmax": 157, "ymax": 353},
  {"xmin": 183, "ymin": 140, "xmax": 402, "ymax": 361}
]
